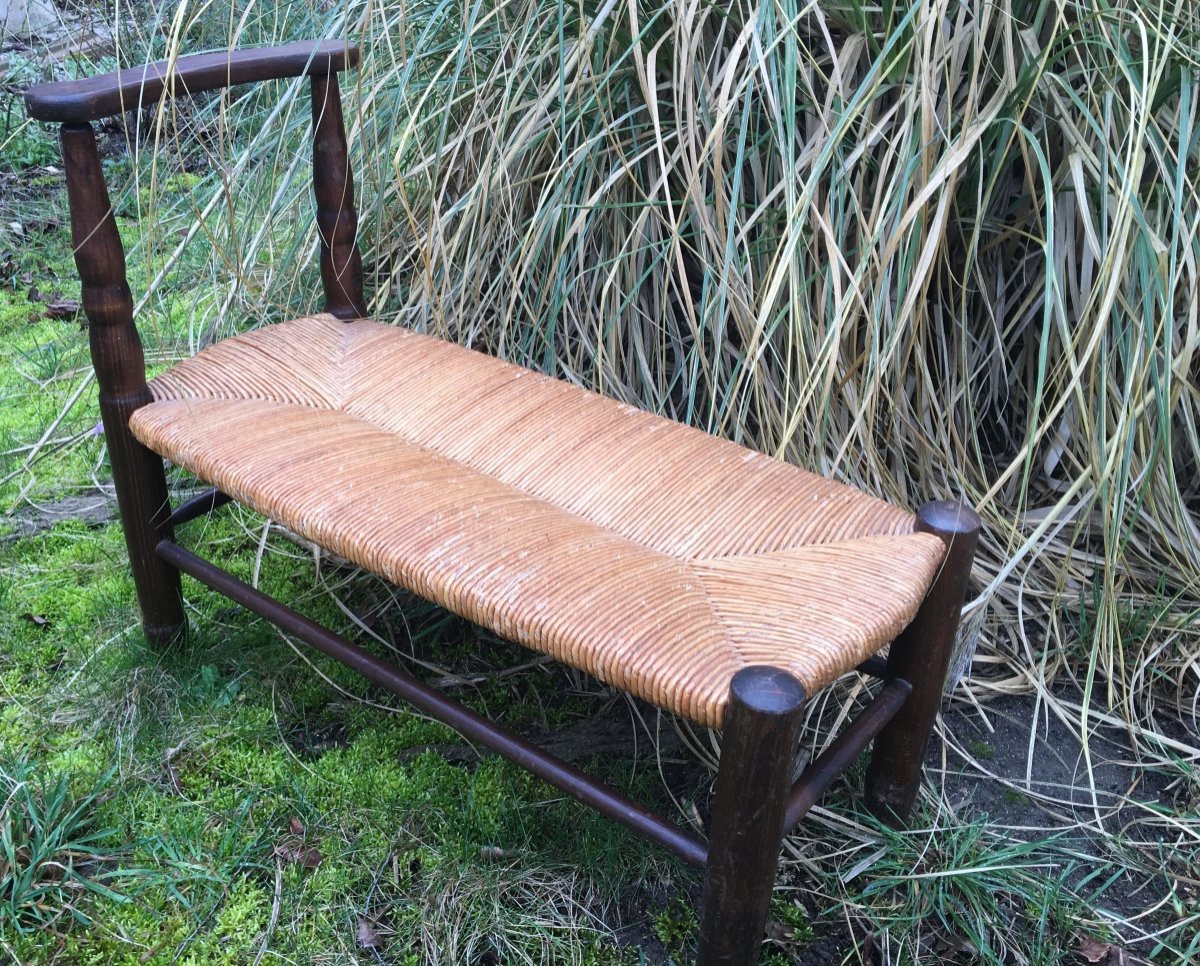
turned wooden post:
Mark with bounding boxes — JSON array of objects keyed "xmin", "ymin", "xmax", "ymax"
[
  {"xmin": 311, "ymin": 71, "xmax": 365, "ymax": 319},
  {"xmin": 698, "ymin": 667, "xmax": 806, "ymax": 966},
  {"xmin": 60, "ymin": 123, "xmax": 185, "ymax": 644},
  {"xmin": 865, "ymin": 500, "xmax": 981, "ymax": 822}
]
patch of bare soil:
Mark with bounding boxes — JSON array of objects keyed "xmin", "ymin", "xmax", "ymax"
[
  {"xmin": 938, "ymin": 685, "xmax": 1180, "ymax": 923},
  {"xmin": 2, "ymin": 487, "xmax": 114, "ymax": 538}
]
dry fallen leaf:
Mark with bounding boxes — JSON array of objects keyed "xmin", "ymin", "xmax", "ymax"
[
  {"xmin": 44, "ymin": 298, "xmax": 80, "ymax": 319},
  {"xmin": 1077, "ymin": 938, "xmax": 1111, "ymax": 963},
  {"xmin": 23, "ymin": 217, "xmax": 61, "ymax": 233},
  {"xmin": 274, "ymin": 836, "xmax": 323, "ymax": 869},
  {"xmin": 357, "ymin": 917, "xmax": 382, "ymax": 949},
  {"xmin": 1076, "ymin": 937, "xmax": 1139, "ymax": 964}
]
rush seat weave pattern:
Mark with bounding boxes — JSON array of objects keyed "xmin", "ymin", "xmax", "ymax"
[{"xmin": 130, "ymin": 315, "xmax": 946, "ymax": 727}]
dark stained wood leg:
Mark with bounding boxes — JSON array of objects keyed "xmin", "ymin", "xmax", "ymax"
[
  {"xmin": 865, "ymin": 500, "xmax": 981, "ymax": 823},
  {"xmin": 61, "ymin": 122, "xmax": 184, "ymax": 645},
  {"xmin": 698, "ymin": 666, "xmax": 806, "ymax": 966},
  {"xmin": 311, "ymin": 72, "xmax": 365, "ymax": 319}
]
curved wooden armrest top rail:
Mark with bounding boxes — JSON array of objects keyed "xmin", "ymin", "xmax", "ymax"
[{"xmin": 24, "ymin": 39, "xmax": 360, "ymax": 123}]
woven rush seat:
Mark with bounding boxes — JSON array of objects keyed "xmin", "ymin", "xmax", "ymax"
[{"xmin": 129, "ymin": 314, "xmax": 946, "ymax": 727}]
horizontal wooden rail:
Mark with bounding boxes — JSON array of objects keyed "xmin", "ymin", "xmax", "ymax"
[
  {"xmin": 783, "ymin": 678, "xmax": 911, "ymax": 830},
  {"xmin": 156, "ymin": 539, "xmax": 710, "ymax": 868},
  {"xmin": 168, "ymin": 488, "xmax": 233, "ymax": 527},
  {"xmin": 25, "ymin": 39, "xmax": 359, "ymax": 123},
  {"xmin": 855, "ymin": 654, "xmax": 889, "ymax": 678}
]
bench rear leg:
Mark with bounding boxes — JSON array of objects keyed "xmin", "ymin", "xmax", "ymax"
[
  {"xmin": 698, "ymin": 666, "xmax": 806, "ymax": 966},
  {"xmin": 865, "ymin": 501, "xmax": 980, "ymax": 822},
  {"xmin": 61, "ymin": 123, "xmax": 184, "ymax": 645}
]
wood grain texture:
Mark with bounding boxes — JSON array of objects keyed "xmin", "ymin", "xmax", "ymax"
[
  {"xmin": 698, "ymin": 667, "xmax": 806, "ymax": 965},
  {"xmin": 865, "ymin": 500, "xmax": 981, "ymax": 822},
  {"xmin": 311, "ymin": 72, "xmax": 365, "ymax": 318},
  {"xmin": 25, "ymin": 39, "xmax": 359, "ymax": 123},
  {"xmin": 61, "ymin": 123, "xmax": 183, "ymax": 643}
]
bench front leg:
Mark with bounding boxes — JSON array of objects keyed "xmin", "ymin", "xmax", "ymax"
[
  {"xmin": 61, "ymin": 123, "xmax": 184, "ymax": 645},
  {"xmin": 698, "ymin": 666, "xmax": 806, "ymax": 965}
]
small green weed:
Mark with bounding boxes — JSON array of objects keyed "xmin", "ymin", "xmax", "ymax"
[
  {"xmin": 855, "ymin": 814, "xmax": 1088, "ymax": 965},
  {"xmin": 1069, "ymin": 577, "xmax": 1175, "ymax": 666},
  {"xmin": 581, "ymin": 941, "xmax": 642, "ymax": 964},
  {"xmin": 10, "ymin": 338, "xmax": 74, "ymax": 384},
  {"xmin": 0, "ymin": 757, "xmax": 126, "ymax": 933},
  {"xmin": 969, "ymin": 740, "xmax": 996, "ymax": 761},
  {"xmin": 652, "ymin": 895, "xmax": 697, "ymax": 957},
  {"xmin": 0, "ymin": 122, "xmax": 58, "ymax": 172},
  {"xmin": 1, "ymin": 55, "xmax": 59, "ymax": 172},
  {"xmin": 769, "ymin": 895, "xmax": 815, "ymax": 944}
]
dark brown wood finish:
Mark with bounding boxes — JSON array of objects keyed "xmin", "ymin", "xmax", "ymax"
[
  {"xmin": 25, "ymin": 40, "xmax": 358, "ymax": 123},
  {"xmin": 783, "ymin": 677, "xmax": 911, "ymax": 830},
  {"xmin": 311, "ymin": 72, "xmax": 366, "ymax": 319},
  {"xmin": 865, "ymin": 501, "xmax": 981, "ymax": 822},
  {"xmin": 698, "ymin": 667, "xmax": 806, "ymax": 966},
  {"xmin": 856, "ymin": 654, "xmax": 889, "ymax": 678},
  {"xmin": 168, "ymin": 488, "xmax": 233, "ymax": 527},
  {"xmin": 61, "ymin": 123, "xmax": 184, "ymax": 644}
]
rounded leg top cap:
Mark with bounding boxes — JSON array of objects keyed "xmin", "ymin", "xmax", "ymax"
[
  {"xmin": 729, "ymin": 666, "xmax": 807, "ymax": 716},
  {"xmin": 917, "ymin": 500, "xmax": 981, "ymax": 537}
]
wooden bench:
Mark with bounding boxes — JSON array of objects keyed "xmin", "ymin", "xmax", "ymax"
[{"xmin": 25, "ymin": 39, "xmax": 981, "ymax": 965}]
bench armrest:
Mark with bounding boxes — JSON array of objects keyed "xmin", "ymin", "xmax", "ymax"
[
  {"xmin": 36, "ymin": 35, "xmax": 365, "ymax": 542},
  {"xmin": 24, "ymin": 39, "xmax": 360, "ymax": 123}
]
